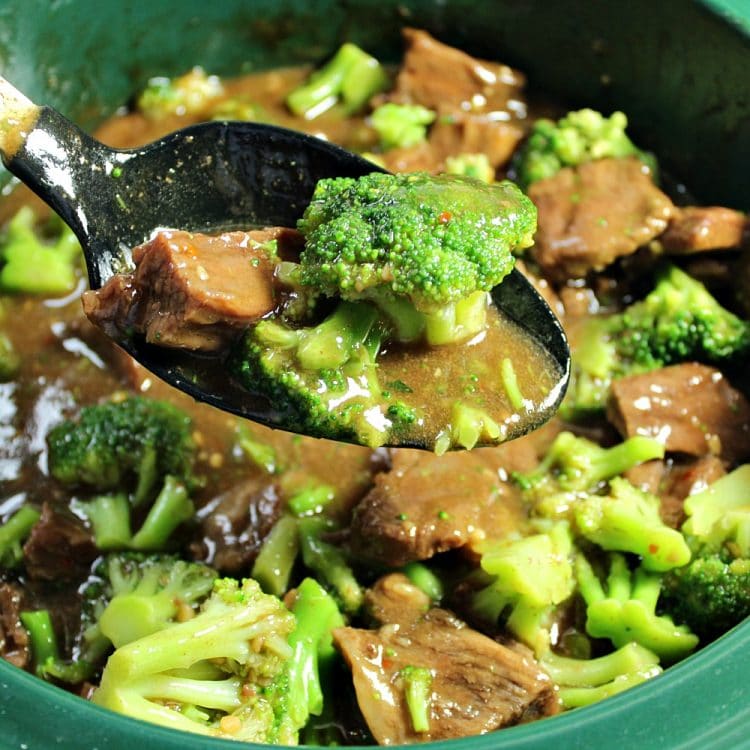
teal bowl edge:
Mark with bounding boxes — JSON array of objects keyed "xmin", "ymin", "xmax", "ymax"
[{"xmin": 0, "ymin": 0, "xmax": 748, "ymax": 748}]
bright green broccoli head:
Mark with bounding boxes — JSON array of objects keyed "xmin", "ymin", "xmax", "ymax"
[
  {"xmin": 661, "ymin": 553, "xmax": 750, "ymax": 643},
  {"xmin": 369, "ymin": 103, "xmax": 436, "ymax": 150},
  {"xmin": 514, "ymin": 108, "xmax": 656, "ymax": 188},
  {"xmin": 562, "ymin": 264, "xmax": 750, "ymax": 419},
  {"xmin": 47, "ymin": 396, "xmax": 197, "ymax": 503},
  {"xmin": 296, "ymin": 172, "xmax": 535, "ymax": 312}
]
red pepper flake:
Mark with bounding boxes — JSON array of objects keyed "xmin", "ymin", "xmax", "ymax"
[
  {"xmin": 438, "ymin": 211, "xmax": 452, "ymax": 224},
  {"xmin": 648, "ymin": 543, "xmax": 659, "ymax": 554}
]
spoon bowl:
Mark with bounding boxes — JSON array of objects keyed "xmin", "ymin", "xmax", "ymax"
[{"xmin": 0, "ymin": 76, "xmax": 569, "ymax": 447}]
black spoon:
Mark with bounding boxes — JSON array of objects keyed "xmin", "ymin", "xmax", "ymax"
[{"xmin": 0, "ymin": 76, "xmax": 569, "ymax": 447}]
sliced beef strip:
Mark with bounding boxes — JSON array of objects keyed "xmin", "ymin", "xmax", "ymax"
[
  {"xmin": 660, "ymin": 206, "xmax": 748, "ymax": 254},
  {"xmin": 348, "ymin": 444, "xmax": 531, "ymax": 567},
  {"xmin": 388, "ymin": 29, "xmax": 525, "ymax": 115},
  {"xmin": 22, "ymin": 502, "xmax": 98, "ymax": 582},
  {"xmin": 83, "ymin": 228, "xmax": 299, "ymax": 352},
  {"xmin": 529, "ymin": 158, "xmax": 675, "ymax": 281},
  {"xmin": 365, "ymin": 573, "xmax": 432, "ymax": 627},
  {"xmin": 607, "ymin": 362, "xmax": 750, "ymax": 464},
  {"xmin": 626, "ymin": 455, "xmax": 726, "ymax": 528},
  {"xmin": 333, "ymin": 608, "xmax": 558, "ymax": 745},
  {"xmin": 0, "ymin": 582, "xmax": 29, "ymax": 669},
  {"xmin": 191, "ymin": 477, "xmax": 282, "ymax": 573}
]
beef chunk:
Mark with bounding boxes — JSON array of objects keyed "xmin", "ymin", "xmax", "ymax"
[
  {"xmin": 365, "ymin": 573, "xmax": 431, "ymax": 627},
  {"xmin": 0, "ymin": 582, "xmax": 29, "ymax": 668},
  {"xmin": 22, "ymin": 502, "xmax": 98, "ymax": 582},
  {"xmin": 389, "ymin": 29, "xmax": 525, "ymax": 115},
  {"xmin": 529, "ymin": 158, "xmax": 675, "ymax": 280},
  {"xmin": 333, "ymin": 608, "xmax": 558, "ymax": 744},
  {"xmin": 608, "ymin": 363, "xmax": 750, "ymax": 464},
  {"xmin": 83, "ymin": 228, "xmax": 297, "ymax": 352},
  {"xmin": 428, "ymin": 115, "xmax": 523, "ymax": 171},
  {"xmin": 626, "ymin": 455, "xmax": 726, "ymax": 528},
  {"xmin": 192, "ymin": 478, "xmax": 282, "ymax": 573},
  {"xmin": 348, "ymin": 446, "xmax": 529, "ymax": 567},
  {"xmin": 661, "ymin": 206, "xmax": 748, "ymax": 253}
]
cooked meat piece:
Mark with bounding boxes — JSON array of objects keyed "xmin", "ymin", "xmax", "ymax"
[
  {"xmin": 661, "ymin": 206, "xmax": 748, "ymax": 253},
  {"xmin": 382, "ymin": 142, "xmax": 444, "ymax": 174},
  {"xmin": 365, "ymin": 573, "xmax": 431, "ymax": 627},
  {"xmin": 428, "ymin": 115, "xmax": 523, "ymax": 171},
  {"xmin": 333, "ymin": 608, "xmax": 558, "ymax": 744},
  {"xmin": 0, "ymin": 582, "xmax": 29, "ymax": 668},
  {"xmin": 349, "ymin": 446, "xmax": 529, "ymax": 567},
  {"xmin": 529, "ymin": 158, "xmax": 675, "ymax": 280},
  {"xmin": 608, "ymin": 363, "xmax": 750, "ymax": 464},
  {"xmin": 22, "ymin": 502, "xmax": 98, "ymax": 582},
  {"xmin": 626, "ymin": 455, "xmax": 726, "ymax": 528},
  {"xmin": 83, "ymin": 228, "xmax": 296, "ymax": 352},
  {"xmin": 192, "ymin": 478, "xmax": 282, "ymax": 573},
  {"xmin": 388, "ymin": 29, "xmax": 525, "ymax": 115}
]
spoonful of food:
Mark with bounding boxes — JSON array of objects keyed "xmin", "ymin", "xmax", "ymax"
[{"xmin": 0, "ymin": 75, "xmax": 569, "ymax": 451}]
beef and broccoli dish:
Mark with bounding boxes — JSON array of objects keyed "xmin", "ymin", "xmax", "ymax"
[{"xmin": 1, "ymin": 27, "xmax": 749, "ymax": 746}]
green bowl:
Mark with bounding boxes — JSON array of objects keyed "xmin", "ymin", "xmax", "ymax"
[{"xmin": 1, "ymin": 1, "xmax": 749, "ymax": 748}]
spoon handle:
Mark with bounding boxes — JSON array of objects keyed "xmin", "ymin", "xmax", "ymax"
[{"xmin": 0, "ymin": 76, "xmax": 40, "ymax": 160}]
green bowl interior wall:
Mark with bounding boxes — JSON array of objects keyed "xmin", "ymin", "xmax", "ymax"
[{"xmin": 0, "ymin": 0, "xmax": 748, "ymax": 748}]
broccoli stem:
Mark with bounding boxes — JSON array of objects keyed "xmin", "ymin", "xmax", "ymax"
[
  {"xmin": 298, "ymin": 517, "xmax": 363, "ymax": 615},
  {"xmin": 402, "ymin": 562, "xmax": 443, "ymax": 602},
  {"xmin": 75, "ymin": 493, "xmax": 132, "ymax": 550},
  {"xmin": 286, "ymin": 43, "xmax": 388, "ymax": 118},
  {"xmin": 287, "ymin": 577, "xmax": 345, "ymax": 728},
  {"xmin": 296, "ymin": 301, "xmax": 379, "ymax": 370},
  {"xmin": 129, "ymin": 476, "xmax": 194, "ymax": 550},
  {"xmin": 500, "ymin": 357, "xmax": 526, "ymax": 411},
  {"xmin": 287, "ymin": 484, "xmax": 336, "ymax": 517},
  {"xmin": 557, "ymin": 667, "xmax": 662, "ymax": 709},
  {"xmin": 443, "ymin": 401, "xmax": 501, "ymax": 453},
  {"xmin": 236, "ymin": 425, "xmax": 278, "ymax": 474},
  {"xmin": 0, "ymin": 505, "xmax": 40, "ymax": 566},
  {"xmin": 400, "ymin": 665, "xmax": 433, "ymax": 733},
  {"xmin": 541, "ymin": 642, "xmax": 660, "ymax": 688},
  {"xmin": 422, "ymin": 291, "xmax": 490, "ymax": 346},
  {"xmin": 99, "ymin": 592, "xmax": 179, "ymax": 649},
  {"xmin": 20, "ymin": 610, "xmax": 59, "ymax": 675},
  {"xmin": 251, "ymin": 515, "xmax": 300, "ymax": 597}
]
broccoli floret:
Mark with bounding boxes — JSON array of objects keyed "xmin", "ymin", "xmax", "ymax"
[
  {"xmin": 0, "ymin": 207, "xmax": 81, "ymax": 296},
  {"xmin": 236, "ymin": 424, "xmax": 280, "ymax": 475},
  {"xmin": 399, "ymin": 665, "xmax": 433, "ymax": 733},
  {"xmin": 35, "ymin": 553, "xmax": 216, "ymax": 684},
  {"xmin": 96, "ymin": 553, "xmax": 217, "ymax": 648},
  {"xmin": 369, "ymin": 103, "xmax": 436, "ymax": 150},
  {"xmin": 401, "ymin": 561, "xmax": 444, "ymax": 603},
  {"xmin": 47, "ymin": 396, "xmax": 197, "ymax": 503},
  {"xmin": 471, "ymin": 521, "xmax": 575, "ymax": 655},
  {"xmin": 286, "ymin": 43, "xmax": 389, "ymax": 119},
  {"xmin": 659, "ymin": 465, "xmax": 750, "ymax": 641},
  {"xmin": 136, "ymin": 67, "xmax": 224, "ymax": 119},
  {"xmin": 541, "ymin": 642, "xmax": 662, "ymax": 709},
  {"xmin": 514, "ymin": 108, "xmax": 656, "ymax": 188},
  {"xmin": 0, "ymin": 505, "xmax": 40, "ymax": 567},
  {"xmin": 575, "ymin": 552, "xmax": 698, "ymax": 663},
  {"xmin": 296, "ymin": 172, "xmax": 535, "ymax": 345},
  {"xmin": 92, "ymin": 577, "xmax": 300, "ymax": 743},
  {"xmin": 445, "ymin": 153, "xmax": 495, "ymax": 183},
  {"xmin": 287, "ymin": 484, "xmax": 336, "ymax": 517},
  {"xmin": 661, "ymin": 554, "xmax": 750, "ymax": 642},
  {"xmin": 515, "ymin": 431, "xmax": 665, "ymax": 498},
  {"xmin": 574, "ymin": 477, "xmax": 691, "ymax": 572},
  {"xmin": 209, "ymin": 97, "xmax": 269, "ymax": 123},
  {"xmin": 681, "ymin": 464, "xmax": 750, "ymax": 557},
  {"xmin": 563, "ymin": 264, "xmax": 750, "ymax": 418},
  {"xmin": 233, "ymin": 301, "xmax": 408, "ymax": 448}
]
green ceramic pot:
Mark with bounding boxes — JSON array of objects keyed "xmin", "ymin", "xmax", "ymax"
[{"xmin": 0, "ymin": 1, "xmax": 748, "ymax": 748}]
